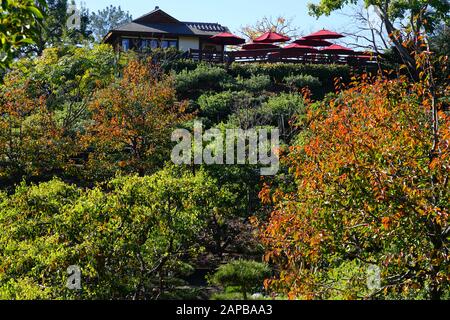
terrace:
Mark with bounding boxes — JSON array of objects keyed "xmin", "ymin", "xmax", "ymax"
[
  {"xmin": 189, "ymin": 30, "xmax": 378, "ymax": 67},
  {"xmin": 188, "ymin": 48, "xmax": 376, "ymax": 67},
  {"xmin": 103, "ymin": 7, "xmax": 378, "ymax": 67}
]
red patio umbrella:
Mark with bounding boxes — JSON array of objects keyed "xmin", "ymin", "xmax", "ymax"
[
  {"xmin": 293, "ymin": 37, "xmax": 333, "ymax": 47},
  {"xmin": 321, "ymin": 44, "xmax": 355, "ymax": 55},
  {"xmin": 241, "ymin": 42, "xmax": 280, "ymax": 50},
  {"xmin": 253, "ymin": 31, "xmax": 291, "ymax": 43},
  {"xmin": 209, "ymin": 32, "xmax": 246, "ymax": 45},
  {"xmin": 283, "ymin": 43, "xmax": 319, "ymax": 53},
  {"xmin": 304, "ymin": 29, "xmax": 345, "ymax": 40}
]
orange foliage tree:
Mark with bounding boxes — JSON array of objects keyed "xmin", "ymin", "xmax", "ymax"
[
  {"xmin": 0, "ymin": 75, "xmax": 75, "ymax": 185},
  {"xmin": 83, "ymin": 60, "xmax": 191, "ymax": 179},
  {"xmin": 257, "ymin": 73, "xmax": 449, "ymax": 299}
]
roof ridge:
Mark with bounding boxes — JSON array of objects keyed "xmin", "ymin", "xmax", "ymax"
[
  {"xmin": 183, "ymin": 21, "xmax": 222, "ymax": 25},
  {"xmin": 133, "ymin": 7, "xmax": 180, "ymax": 24},
  {"xmin": 132, "ymin": 8, "xmax": 159, "ymax": 22}
]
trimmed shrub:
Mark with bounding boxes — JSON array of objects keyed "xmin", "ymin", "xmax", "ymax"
[
  {"xmin": 235, "ymin": 75, "xmax": 273, "ymax": 93},
  {"xmin": 283, "ymin": 74, "xmax": 322, "ymax": 90},
  {"xmin": 209, "ymin": 260, "xmax": 271, "ymax": 300},
  {"xmin": 228, "ymin": 93, "xmax": 305, "ymax": 133},
  {"xmin": 164, "ymin": 59, "xmax": 200, "ymax": 73},
  {"xmin": 198, "ymin": 91, "xmax": 257, "ymax": 124},
  {"xmin": 175, "ymin": 64, "xmax": 234, "ymax": 98},
  {"xmin": 229, "ymin": 63, "xmax": 350, "ymax": 86},
  {"xmin": 175, "ymin": 63, "xmax": 350, "ymax": 99},
  {"xmin": 262, "ymin": 93, "xmax": 306, "ymax": 116}
]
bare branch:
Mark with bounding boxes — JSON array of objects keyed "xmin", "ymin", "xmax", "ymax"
[{"xmin": 238, "ymin": 15, "xmax": 302, "ymax": 41}]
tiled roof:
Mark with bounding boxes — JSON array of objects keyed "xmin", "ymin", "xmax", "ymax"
[
  {"xmin": 111, "ymin": 21, "xmax": 228, "ymax": 36},
  {"xmin": 184, "ymin": 22, "xmax": 228, "ymax": 33}
]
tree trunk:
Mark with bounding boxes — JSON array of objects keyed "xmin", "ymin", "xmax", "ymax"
[{"xmin": 374, "ymin": 6, "xmax": 419, "ymax": 82}]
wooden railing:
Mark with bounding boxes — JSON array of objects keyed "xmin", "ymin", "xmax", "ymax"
[
  {"xmin": 188, "ymin": 48, "xmax": 378, "ymax": 67},
  {"xmin": 188, "ymin": 49, "xmax": 226, "ymax": 63}
]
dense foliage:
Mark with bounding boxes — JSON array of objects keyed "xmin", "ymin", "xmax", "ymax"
[
  {"xmin": 0, "ymin": 0, "xmax": 448, "ymax": 301},
  {"xmin": 0, "ymin": 167, "xmax": 241, "ymax": 299},
  {"xmin": 83, "ymin": 59, "xmax": 191, "ymax": 180},
  {"xmin": 257, "ymin": 74, "xmax": 449, "ymax": 300},
  {"xmin": 0, "ymin": 0, "xmax": 45, "ymax": 71}
]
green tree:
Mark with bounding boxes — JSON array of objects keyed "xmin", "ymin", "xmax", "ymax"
[
  {"xmin": 0, "ymin": 166, "xmax": 236, "ymax": 299},
  {"xmin": 430, "ymin": 23, "xmax": 450, "ymax": 57},
  {"xmin": 89, "ymin": 5, "xmax": 132, "ymax": 42},
  {"xmin": 0, "ymin": 0, "xmax": 45, "ymax": 72},
  {"xmin": 29, "ymin": 0, "xmax": 91, "ymax": 55}
]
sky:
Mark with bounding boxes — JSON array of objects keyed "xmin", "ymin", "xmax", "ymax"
[{"xmin": 78, "ymin": 0, "xmax": 361, "ymax": 38}]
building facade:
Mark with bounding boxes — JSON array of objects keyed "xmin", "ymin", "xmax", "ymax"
[{"xmin": 103, "ymin": 7, "xmax": 229, "ymax": 54}]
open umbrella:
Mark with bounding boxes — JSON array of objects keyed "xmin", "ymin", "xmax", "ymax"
[
  {"xmin": 293, "ymin": 37, "xmax": 333, "ymax": 47},
  {"xmin": 304, "ymin": 29, "xmax": 345, "ymax": 40},
  {"xmin": 283, "ymin": 43, "xmax": 319, "ymax": 53},
  {"xmin": 321, "ymin": 44, "xmax": 355, "ymax": 55},
  {"xmin": 241, "ymin": 42, "xmax": 280, "ymax": 50},
  {"xmin": 209, "ymin": 32, "xmax": 246, "ymax": 45},
  {"xmin": 253, "ymin": 31, "xmax": 291, "ymax": 43}
]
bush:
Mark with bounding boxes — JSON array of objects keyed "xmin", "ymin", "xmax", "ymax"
[
  {"xmin": 235, "ymin": 75, "xmax": 273, "ymax": 93},
  {"xmin": 174, "ymin": 63, "xmax": 350, "ymax": 99},
  {"xmin": 198, "ymin": 91, "xmax": 255, "ymax": 124},
  {"xmin": 228, "ymin": 63, "xmax": 351, "ymax": 99},
  {"xmin": 166, "ymin": 59, "xmax": 200, "ymax": 73},
  {"xmin": 175, "ymin": 64, "xmax": 234, "ymax": 98},
  {"xmin": 261, "ymin": 93, "xmax": 306, "ymax": 131},
  {"xmin": 283, "ymin": 74, "xmax": 322, "ymax": 91},
  {"xmin": 228, "ymin": 93, "xmax": 305, "ymax": 134},
  {"xmin": 141, "ymin": 48, "xmax": 198, "ymax": 73},
  {"xmin": 209, "ymin": 260, "xmax": 271, "ymax": 300}
]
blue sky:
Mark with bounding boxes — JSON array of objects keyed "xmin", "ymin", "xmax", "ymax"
[{"xmin": 78, "ymin": 0, "xmax": 358, "ymax": 37}]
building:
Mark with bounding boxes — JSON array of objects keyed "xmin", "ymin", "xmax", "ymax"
[{"xmin": 103, "ymin": 6, "xmax": 230, "ymax": 54}]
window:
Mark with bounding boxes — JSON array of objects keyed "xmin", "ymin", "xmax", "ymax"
[
  {"xmin": 121, "ymin": 38, "xmax": 131, "ymax": 51},
  {"xmin": 161, "ymin": 40, "xmax": 177, "ymax": 49},
  {"xmin": 124, "ymin": 38, "xmax": 178, "ymax": 52},
  {"xmin": 161, "ymin": 40, "xmax": 170, "ymax": 49},
  {"xmin": 140, "ymin": 40, "xmax": 149, "ymax": 49},
  {"xmin": 150, "ymin": 39, "xmax": 159, "ymax": 49},
  {"xmin": 168, "ymin": 40, "xmax": 178, "ymax": 48},
  {"xmin": 140, "ymin": 39, "xmax": 158, "ymax": 50}
]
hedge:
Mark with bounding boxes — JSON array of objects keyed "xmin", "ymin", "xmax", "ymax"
[
  {"xmin": 173, "ymin": 62, "xmax": 352, "ymax": 100},
  {"xmin": 228, "ymin": 63, "xmax": 351, "ymax": 85}
]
